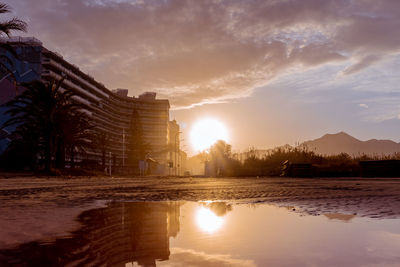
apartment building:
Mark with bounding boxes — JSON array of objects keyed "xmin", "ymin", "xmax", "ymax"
[{"xmin": 0, "ymin": 37, "xmax": 172, "ymax": 172}]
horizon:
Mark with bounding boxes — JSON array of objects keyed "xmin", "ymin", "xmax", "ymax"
[
  {"xmin": 2, "ymin": 2, "xmax": 400, "ymax": 266},
  {"xmin": 3, "ymin": 0, "xmax": 400, "ymax": 154}
]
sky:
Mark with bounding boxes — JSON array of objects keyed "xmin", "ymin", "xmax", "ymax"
[{"xmin": 4, "ymin": 0, "xmax": 400, "ymax": 154}]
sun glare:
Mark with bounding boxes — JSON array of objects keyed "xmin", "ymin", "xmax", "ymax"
[
  {"xmin": 190, "ymin": 118, "xmax": 229, "ymax": 152},
  {"xmin": 195, "ymin": 207, "xmax": 224, "ymax": 233}
]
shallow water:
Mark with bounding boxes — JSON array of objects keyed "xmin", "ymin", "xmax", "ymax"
[{"xmin": 1, "ymin": 201, "xmax": 400, "ymax": 266}]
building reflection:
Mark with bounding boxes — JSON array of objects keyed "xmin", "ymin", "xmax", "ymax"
[{"xmin": 0, "ymin": 202, "xmax": 181, "ymax": 267}]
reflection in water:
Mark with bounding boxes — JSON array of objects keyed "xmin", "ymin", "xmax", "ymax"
[
  {"xmin": 1, "ymin": 201, "xmax": 400, "ymax": 266},
  {"xmin": 324, "ymin": 213, "xmax": 356, "ymax": 222},
  {"xmin": 205, "ymin": 201, "xmax": 232, "ymax": 216},
  {"xmin": 196, "ymin": 207, "xmax": 224, "ymax": 233},
  {"xmin": 0, "ymin": 202, "xmax": 181, "ymax": 267},
  {"xmin": 195, "ymin": 202, "xmax": 232, "ymax": 233}
]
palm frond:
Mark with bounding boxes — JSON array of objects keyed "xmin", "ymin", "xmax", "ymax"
[
  {"xmin": 0, "ymin": 3, "xmax": 10, "ymax": 14},
  {"xmin": 2, "ymin": 78, "xmax": 95, "ymax": 170},
  {"xmin": 0, "ymin": 18, "xmax": 27, "ymax": 36}
]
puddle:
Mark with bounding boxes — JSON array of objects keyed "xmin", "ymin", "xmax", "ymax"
[{"xmin": 1, "ymin": 201, "xmax": 400, "ymax": 266}]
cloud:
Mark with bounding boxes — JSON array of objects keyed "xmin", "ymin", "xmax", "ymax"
[
  {"xmin": 359, "ymin": 103, "xmax": 368, "ymax": 108},
  {"xmin": 363, "ymin": 231, "xmax": 400, "ymax": 266},
  {"xmin": 5, "ymin": 0, "xmax": 400, "ymax": 108},
  {"xmin": 157, "ymin": 247, "xmax": 256, "ymax": 267},
  {"xmin": 342, "ymin": 55, "xmax": 382, "ymax": 75},
  {"xmin": 353, "ymin": 94, "xmax": 400, "ymax": 122}
]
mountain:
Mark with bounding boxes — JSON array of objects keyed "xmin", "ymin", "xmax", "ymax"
[{"xmin": 300, "ymin": 132, "xmax": 400, "ymax": 156}]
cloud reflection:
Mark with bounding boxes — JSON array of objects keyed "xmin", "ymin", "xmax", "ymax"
[{"xmin": 158, "ymin": 247, "xmax": 256, "ymax": 267}]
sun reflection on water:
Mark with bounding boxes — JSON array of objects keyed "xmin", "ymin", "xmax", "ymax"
[{"xmin": 195, "ymin": 206, "xmax": 224, "ymax": 233}]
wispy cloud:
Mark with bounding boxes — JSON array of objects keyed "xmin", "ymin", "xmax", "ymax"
[
  {"xmin": 342, "ymin": 55, "xmax": 382, "ymax": 75},
  {"xmin": 6, "ymin": 0, "xmax": 400, "ymax": 108},
  {"xmin": 354, "ymin": 94, "xmax": 400, "ymax": 122}
]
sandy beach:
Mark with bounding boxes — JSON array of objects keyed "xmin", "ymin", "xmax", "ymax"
[{"xmin": 1, "ymin": 175, "xmax": 400, "ymax": 248}]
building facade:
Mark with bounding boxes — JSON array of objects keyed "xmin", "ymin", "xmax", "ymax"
[{"xmin": 0, "ymin": 37, "xmax": 173, "ymax": 173}]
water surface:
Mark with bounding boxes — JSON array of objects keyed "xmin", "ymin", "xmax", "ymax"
[{"xmin": 1, "ymin": 201, "xmax": 399, "ymax": 266}]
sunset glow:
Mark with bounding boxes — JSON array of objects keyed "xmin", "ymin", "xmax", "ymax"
[
  {"xmin": 195, "ymin": 206, "xmax": 224, "ymax": 233},
  {"xmin": 190, "ymin": 118, "xmax": 229, "ymax": 152},
  {"xmin": 2, "ymin": 0, "xmax": 400, "ymax": 266}
]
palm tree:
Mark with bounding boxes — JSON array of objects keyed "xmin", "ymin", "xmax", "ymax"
[
  {"xmin": 0, "ymin": 2, "xmax": 27, "ymax": 91},
  {"xmin": 61, "ymin": 112, "xmax": 94, "ymax": 168},
  {"xmin": 0, "ymin": 3, "xmax": 27, "ymax": 37},
  {"xmin": 93, "ymin": 130, "xmax": 111, "ymax": 170},
  {"xmin": 0, "ymin": 120, "xmax": 40, "ymax": 170},
  {"xmin": 2, "ymin": 79, "xmax": 92, "ymax": 172}
]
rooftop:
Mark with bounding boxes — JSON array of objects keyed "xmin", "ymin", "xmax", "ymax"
[
  {"xmin": 1, "ymin": 36, "xmax": 169, "ymax": 106},
  {"xmin": 0, "ymin": 36, "xmax": 42, "ymax": 45}
]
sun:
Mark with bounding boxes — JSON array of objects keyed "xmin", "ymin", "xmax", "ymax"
[
  {"xmin": 190, "ymin": 118, "xmax": 229, "ymax": 152},
  {"xmin": 195, "ymin": 206, "xmax": 224, "ymax": 233}
]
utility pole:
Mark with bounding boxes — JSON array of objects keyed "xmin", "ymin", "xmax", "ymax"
[
  {"xmin": 177, "ymin": 141, "xmax": 185, "ymax": 176},
  {"xmin": 174, "ymin": 131, "xmax": 182, "ymax": 176}
]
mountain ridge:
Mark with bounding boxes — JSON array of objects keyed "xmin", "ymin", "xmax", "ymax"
[{"xmin": 300, "ymin": 132, "xmax": 400, "ymax": 156}]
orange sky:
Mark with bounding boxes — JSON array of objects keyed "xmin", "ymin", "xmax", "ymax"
[{"xmin": 5, "ymin": 0, "xmax": 400, "ymax": 154}]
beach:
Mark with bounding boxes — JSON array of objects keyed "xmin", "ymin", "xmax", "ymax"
[
  {"xmin": 0, "ymin": 176, "xmax": 400, "ymax": 247},
  {"xmin": 1, "ymin": 176, "xmax": 400, "ymax": 248}
]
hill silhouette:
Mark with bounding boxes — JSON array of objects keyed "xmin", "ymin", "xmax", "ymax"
[{"xmin": 300, "ymin": 132, "xmax": 400, "ymax": 156}]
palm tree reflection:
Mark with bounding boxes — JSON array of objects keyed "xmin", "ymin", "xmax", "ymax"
[
  {"xmin": 0, "ymin": 201, "xmax": 234, "ymax": 266},
  {"xmin": 0, "ymin": 202, "xmax": 182, "ymax": 267}
]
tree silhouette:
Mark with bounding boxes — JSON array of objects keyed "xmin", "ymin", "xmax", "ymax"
[
  {"xmin": 0, "ymin": 123, "xmax": 39, "ymax": 170},
  {"xmin": 93, "ymin": 130, "xmax": 111, "ymax": 170},
  {"xmin": 209, "ymin": 140, "xmax": 232, "ymax": 176},
  {"xmin": 0, "ymin": 3, "xmax": 27, "ymax": 89},
  {"xmin": 2, "ymin": 79, "xmax": 92, "ymax": 172},
  {"xmin": 60, "ymin": 112, "xmax": 94, "ymax": 168},
  {"xmin": 0, "ymin": 3, "xmax": 26, "ymax": 37}
]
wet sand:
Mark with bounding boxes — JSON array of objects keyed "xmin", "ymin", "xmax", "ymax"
[{"xmin": 1, "ymin": 175, "xmax": 400, "ymax": 248}]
